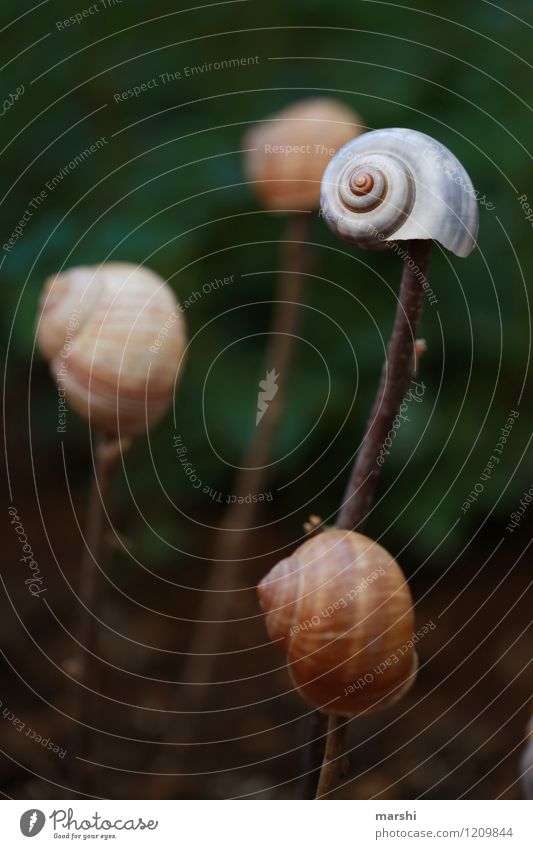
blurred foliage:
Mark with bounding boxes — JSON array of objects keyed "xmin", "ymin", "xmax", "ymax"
[{"xmin": 2, "ymin": 0, "xmax": 532, "ymax": 569}]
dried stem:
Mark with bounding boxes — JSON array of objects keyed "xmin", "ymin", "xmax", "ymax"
[
  {"xmin": 336, "ymin": 241, "xmax": 431, "ymax": 532},
  {"xmin": 173, "ymin": 214, "xmax": 312, "ymax": 752},
  {"xmin": 315, "ymin": 716, "xmax": 350, "ymax": 798},
  {"xmin": 298, "ymin": 709, "xmax": 330, "ymax": 798},
  {"xmin": 67, "ymin": 431, "xmax": 126, "ymax": 785},
  {"xmin": 313, "ymin": 240, "xmax": 432, "ymax": 799}
]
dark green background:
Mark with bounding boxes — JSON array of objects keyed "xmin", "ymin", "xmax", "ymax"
[{"xmin": 2, "ymin": 0, "xmax": 532, "ymax": 570}]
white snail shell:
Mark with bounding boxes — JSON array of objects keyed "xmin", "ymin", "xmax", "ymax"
[
  {"xmin": 37, "ymin": 262, "xmax": 186, "ymax": 435},
  {"xmin": 321, "ymin": 128, "xmax": 479, "ymax": 257}
]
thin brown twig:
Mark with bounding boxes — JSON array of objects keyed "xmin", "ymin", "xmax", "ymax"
[
  {"xmin": 298, "ymin": 710, "xmax": 330, "ymax": 798},
  {"xmin": 315, "ymin": 715, "xmax": 350, "ymax": 798},
  {"xmin": 314, "ymin": 239, "xmax": 432, "ymax": 799},
  {"xmin": 66, "ymin": 431, "xmax": 127, "ymax": 787},
  {"xmin": 336, "ymin": 241, "xmax": 431, "ymax": 533},
  {"xmin": 155, "ymin": 214, "xmax": 313, "ymax": 796},
  {"xmin": 179, "ymin": 214, "xmax": 313, "ymax": 696}
]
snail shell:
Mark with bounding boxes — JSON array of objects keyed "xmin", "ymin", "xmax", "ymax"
[
  {"xmin": 37, "ymin": 262, "xmax": 186, "ymax": 435},
  {"xmin": 243, "ymin": 98, "xmax": 364, "ymax": 211},
  {"xmin": 321, "ymin": 128, "xmax": 479, "ymax": 257},
  {"xmin": 257, "ymin": 529, "xmax": 417, "ymax": 716}
]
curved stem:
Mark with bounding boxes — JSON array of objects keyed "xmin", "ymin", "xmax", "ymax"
[
  {"xmin": 180, "ymin": 214, "xmax": 312, "ymax": 691},
  {"xmin": 67, "ymin": 431, "xmax": 126, "ymax": 786},
  {"xmin": 161, "ymin": 214, "xmax": 313, "ymax": 793},
  {"xmin": 336, "ymin": 241, "xmax": 431, "ymax": 532},
  {"xmin": 314, "ymin": 239, "xmax": 432, "ymax": 799}
]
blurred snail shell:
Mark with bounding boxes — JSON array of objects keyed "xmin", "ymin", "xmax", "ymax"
[
  {"xmin": 321, "ymin": 128, "xmax": 479, "ymax": 257},
  {"xmin": 257, "ymin": 529, "xmax": 417, "ymax": 716},
  {"xmin": 37, "ymin": 262, "xmax": 186, "ymax": 435},
  {"xmin": 243, "ymin": 98, "xmax": 364, "ymax": 211}
]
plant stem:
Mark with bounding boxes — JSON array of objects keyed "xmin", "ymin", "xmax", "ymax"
[
  {"xmin": 315, "ymin": 716, "xmax": 350, "ymax": 798},
  {"xmin": 313, "ymin": 239, "xmax": 431, "ymax": 799},
  {"xmin": 298, "ymin": 710, "xmax": 330, "ymax": 798},
  {"xmin": 67, "ymin": 431, "xmax": 125, "ymax": 785},
  {"xmin": 336, "ymin": 241, "xmax": 431, "ymax": 532},
  {"xmin": 173, "ymin": 215, "xmax": 312, "ymax": 759}
]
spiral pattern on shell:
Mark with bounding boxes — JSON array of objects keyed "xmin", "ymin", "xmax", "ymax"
[
  {"xmin": 243, "ymin": 98, "xmax": 364, "ymax": 211},
  {"xmin": 257, "ymin": 529, "xmax": 417, "ymax": 716},
  {"xmin": 321, "ymin": 128, "xmax": 479, "ymax": 257},
  {"xmin": 36, "ymin": 262, "xmax": 186, "ymax": 435}
]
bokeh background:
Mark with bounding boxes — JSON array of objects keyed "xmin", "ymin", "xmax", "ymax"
[{"xmin": 1, "ymin": 0, "xmax": 532, "ymax": 800}]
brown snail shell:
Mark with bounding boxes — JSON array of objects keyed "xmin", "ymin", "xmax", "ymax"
[
  {"xmin": 36, "ymin": 262, "xmax": 186, "ymax": 435},
  {"xmin": 258, "ymin": 529, "xmax": 417, "ymax": 716},
  {"xmin": 243, "ymin": 98, "xmax": 364, "ymax": 211}
]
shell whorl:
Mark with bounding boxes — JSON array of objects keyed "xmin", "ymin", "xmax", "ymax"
[
  {"xmin": 321, "ymin": 128, "xmax": 479, "ymax": 257},
  {"xmin": 37, "ymin": 262, "xmax": 186, "ymax": 435},
  {"xmin": 258, "ymin": 529, "xmax": 417, "ymax": 716}
]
